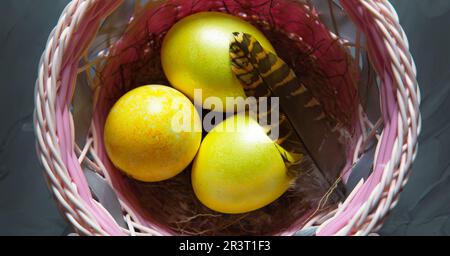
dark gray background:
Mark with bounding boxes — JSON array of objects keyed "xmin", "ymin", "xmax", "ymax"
[{"xmin": 0, "ymin": 0, "xmax": 449, "ymax": 236}]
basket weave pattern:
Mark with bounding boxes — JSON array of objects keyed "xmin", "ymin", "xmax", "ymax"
[{"xmin": 34, "ymin": 0, "xmax": 421, "ymax": 236}]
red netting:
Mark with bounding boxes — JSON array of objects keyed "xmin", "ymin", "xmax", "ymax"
[{"xmin": 90, "ymin": 0, "xmax": 361, "ymax": 235}]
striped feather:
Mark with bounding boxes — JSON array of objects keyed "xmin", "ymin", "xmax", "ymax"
[
  {"xmin": 230, "ymin": 32, "xmax": 337, "ymax": 181},
  {"xmin": 230, "ymin": 33, "xmax": 308, "ymax": 170}
]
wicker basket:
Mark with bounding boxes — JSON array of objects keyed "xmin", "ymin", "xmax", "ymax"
[{"xmin": 34, "ymin": 0, "xmax": 421, "ymax": 236}]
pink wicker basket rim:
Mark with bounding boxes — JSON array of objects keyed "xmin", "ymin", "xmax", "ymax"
[{"xmin": 34, "ymin": 0, "xmax": 421, "ymax": 236}]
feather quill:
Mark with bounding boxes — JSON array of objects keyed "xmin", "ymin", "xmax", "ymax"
[{"xmin": 230, "ymin": 32, "xmax": 346, "ymax": 187}]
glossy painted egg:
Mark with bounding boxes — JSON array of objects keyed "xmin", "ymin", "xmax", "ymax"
[
  {"xmin": 192, "ymin": 114, "xmax": 292, "ymax": 214},
  {"xmin": 104, "ymin": 85, "xmax": 202, "ymax": 182},
  {"xmin": 161, "ymin": 12, "xmax": 275, "ymax": 112}
]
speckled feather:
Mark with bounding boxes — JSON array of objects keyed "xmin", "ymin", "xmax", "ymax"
[{"xmin": 229, "ymin": 32, "xmax": 327, "ymax": 174}]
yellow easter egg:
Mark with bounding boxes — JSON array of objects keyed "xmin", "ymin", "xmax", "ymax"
[
  {"xmin": 104, "ymin": 85, "xmax": 202, "ymax": 182},
  {"xmin": 192, "ymin": 114, "xmax": 292, "ymax": 214},
  {"xmin": 161, "ymin": 12, "xmax": 275, "ymax": 111}
]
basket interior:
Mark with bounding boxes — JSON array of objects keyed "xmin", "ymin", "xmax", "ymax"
[{"xmin": 72, "ymin": 0, "xmax": 379, "ymax": 236}]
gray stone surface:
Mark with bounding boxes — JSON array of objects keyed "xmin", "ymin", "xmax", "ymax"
[
  {"xmin": 379, "ymin": 0, "xmax": 450, "ymax": 236},
  {"xmin": 0, "ymin": 0, "xmax": 448, "ymax": 236},
  {"xmin": 0, "ymin": 0, "xmax": 72, "ymax": 236}
]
